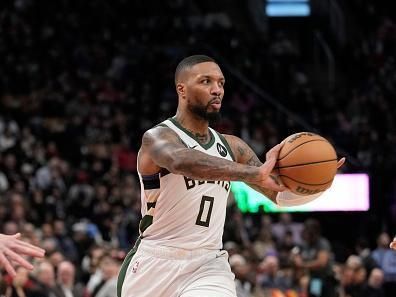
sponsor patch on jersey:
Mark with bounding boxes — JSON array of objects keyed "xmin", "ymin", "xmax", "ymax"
[{"xmin": 217, "ymin": 143, "xmax": 227, "ymax": 157}]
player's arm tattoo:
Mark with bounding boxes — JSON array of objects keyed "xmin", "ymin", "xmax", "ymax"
[
  {"xmin": 141, "ymin": 127, "xmax": 260, "ymax": 183},
  {"xmin": 224, "ymin": 134, "xmax": 278, "ymax": 202}
]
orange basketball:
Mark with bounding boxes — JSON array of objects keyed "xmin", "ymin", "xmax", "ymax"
[{"xmin": 276, "ymin": 132, "xmax": 338, "ymax": 196}]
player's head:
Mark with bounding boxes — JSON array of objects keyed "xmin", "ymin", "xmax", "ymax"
[{"xmin": 175, "ymin": 55, "xmax": 225, "ymax": 122}]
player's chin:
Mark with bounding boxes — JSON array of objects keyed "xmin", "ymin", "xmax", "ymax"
[{"xmin": 206, "ymin": 111, "xmax": 221, "ymax": 123}]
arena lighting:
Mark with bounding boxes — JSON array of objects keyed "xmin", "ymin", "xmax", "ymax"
[
  {"xmin": 231, "ymin": 174, "xmax": 370, "ymax": 212},
  {"xmin": 266, "ymin": 0, "xmax": 311, "ymax": 17}
]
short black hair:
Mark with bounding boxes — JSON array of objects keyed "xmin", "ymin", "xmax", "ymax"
[{"xmin": 175, "ymin": 55, "xmax": 216, "ymax": 84}]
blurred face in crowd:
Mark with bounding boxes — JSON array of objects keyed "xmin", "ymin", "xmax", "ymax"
[
  {"xmin": 377, "ymin": 232, "xmax": 390, "ymax": 248},
  {"xmin": 49, "ymin": 251, "xmax": 65, "ymax": 268},
  {"xmin": 100, "ymin": 255, "xmax": 120, "ymax": 280},
  {"xmin": 302, "ymin": 219, "xmax": 320, "ymax": 245},
  {"xmin": 368, "ymin": 268, "xmax": 384, "ymax": 288},
  {"xmin": 177, "ymin": 62, "xmax": 225, "ymax": 122},
  {"xmin": 57, "ymin": 261, "xmax": 75, "ymax": 287},
  {"xmin": 54, "ymin": 220, "xmax": 66, "ymax": 236},
  {"xmin": 89, "ymin": 246, "xmax": 105, "ymax": 271},
  {"xmin": 259, "ymin": 255, "xmax": 279, "ymax": 276},
  {"xmin": 36, "ymin": 261, "xmax": 55, "ymax": 287},
  {"xmin": 13, "ymin": 266, "xmax": 30, "ymax": 288}
]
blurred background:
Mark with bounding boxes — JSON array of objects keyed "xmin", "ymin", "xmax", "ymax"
[{"xmin": 0, "ymin": 0, "xmax": 395, "ymax": 296}]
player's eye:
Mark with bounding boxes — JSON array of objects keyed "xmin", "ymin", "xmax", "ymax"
[{"xmin": 201, "ymin": 79, "xmax": 210, "ymax": 84}]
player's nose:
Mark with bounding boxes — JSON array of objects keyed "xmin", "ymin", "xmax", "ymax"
[{"xmin": 210, "ymin": 84, "xmax": 223, "ymax": 96}]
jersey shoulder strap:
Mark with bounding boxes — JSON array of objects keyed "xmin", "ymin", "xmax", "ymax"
[{"xmin": 212, "ymin": 130, "xmax": 236, "ymax": 161}]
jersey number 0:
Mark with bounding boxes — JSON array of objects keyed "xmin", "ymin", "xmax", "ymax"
[{"xmin": 195, "ymin": 196, "xmax": 214, "ymax": 227}]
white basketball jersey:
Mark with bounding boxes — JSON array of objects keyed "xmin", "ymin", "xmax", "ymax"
[{"xmin": 138, "ymin": 118, "xmax": 235, "ymax": 250}]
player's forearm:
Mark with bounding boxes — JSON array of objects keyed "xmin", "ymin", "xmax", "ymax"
[{"xmin": 164, "ymin": 149, "xmax": 260, "ymax": 183}]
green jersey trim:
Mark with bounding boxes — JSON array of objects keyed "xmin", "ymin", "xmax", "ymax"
[
  {"xmin": 117, "ymin": 237, "xmax": 141, "ymax": 297},
  {"xmin": 169, "ymin": 117, "xmax": 215, "ymax": 150}
]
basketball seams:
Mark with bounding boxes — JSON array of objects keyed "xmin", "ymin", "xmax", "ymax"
[
  {"xmin": 276, "ymin": 159, "xmax": 337, "ymax": 169},
  {"xmin": 279, "ymin": 175, "xmax": 334, "ymax": 186},
  {"xmin": 278, "ymin": 139, "xmax": 329, "ymax": 161},
  {"xmin": 277, "ymin": 133, "xmax": 338, "ymax": 196}
]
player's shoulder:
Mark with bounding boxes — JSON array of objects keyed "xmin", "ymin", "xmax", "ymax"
[
  {"xmin": 141, "ymin": 122, "xmax": 180, "ymax": 146},
  {"xmin": 221, "ymin": 134, "xmax": 246, "ymax": 149},
  {"xmin": 222, "ymin": 133, "xmax": 242, "ymax": 143},
  {"xmin": 216, "ymin": 133, "xmax": 246, "ymax": 162}
]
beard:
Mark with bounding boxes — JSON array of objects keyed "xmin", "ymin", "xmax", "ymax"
[{"xmin": 188, "ymin": 101, "xmax": 221, "ymax": 123}]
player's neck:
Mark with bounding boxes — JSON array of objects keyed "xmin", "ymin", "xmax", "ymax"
[{"xmin": 173, "ymin": 112, "xmax": 210, "ymax": 144}]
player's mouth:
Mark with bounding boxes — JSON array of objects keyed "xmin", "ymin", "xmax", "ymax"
[{"xmin": 210, "ymin": 99, "xmax": 222, "ymax": 109}]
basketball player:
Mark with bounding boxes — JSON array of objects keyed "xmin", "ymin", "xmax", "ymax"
[
  {"xmin": 0, "ymin": 232, "xmax": 45, "ymax": 277},
  {"xmin": 117, "ymin": 55, "xmax": 345, "ymax": 297}
]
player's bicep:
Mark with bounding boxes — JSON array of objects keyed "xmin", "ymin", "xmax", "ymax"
[
  {"xmin": 223, "ymin": 134, "xmax": 263, "ymax": 166},
  {"xmin": 141, "ymin": 127, "xmax": 187, "ymax": 170},
  {"xmin": 224, "ymin": 134, "xmax": 278, "ymax": 202}
]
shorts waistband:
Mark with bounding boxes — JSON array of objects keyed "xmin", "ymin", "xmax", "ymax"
[{"xmin": 137, "ymin": 241, "xmax": 217, "ymax": 260}]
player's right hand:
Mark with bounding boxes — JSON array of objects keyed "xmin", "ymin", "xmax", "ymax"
[{"xmin": 256, "ymin": 143, "xmax": 286, "ymax": 192}]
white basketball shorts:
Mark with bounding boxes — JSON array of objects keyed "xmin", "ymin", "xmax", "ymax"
[{"xmin": 117, "ymin": 239, "xmax": 237, "ymax": 297}]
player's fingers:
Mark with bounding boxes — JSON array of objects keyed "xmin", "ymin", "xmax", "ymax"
[
  {"xmin": 266, "ymin": 143, "xmax": 284, "ymax": 160},
  {"xmin": 12, "ymin": 242, "xmax": 45, "ymax": 258},
  {"xmin": 261, "ymin": 157, "xmax": 277, "ymax": 176},
  {"xmin": 14, "ymin": 238, "xmax": 45, "ymax": 255},
  {"xmin": 0, "ymin": 251, "xmax": 17, "ymax": 277},
  {"xmin": 271, "ymin": 175, "xmax": 286, "ymax": 191},
  {"xmin": 269, "ymin": 180, "xmax": 286, "ymax": 192},
  {"xmin": 337, "ymin": 157, "xmax": 346, "ymax": 169},
  {"xmin": 9, "ymin": 233, "xmax": 45, "ymax": 256},
  {"xmin": 4, "ymin": 248, "xmax": 34, "ymax": 271},
  {"xmin": 12, "ymin": 233, "xmax": 21, "ymax": 239}
]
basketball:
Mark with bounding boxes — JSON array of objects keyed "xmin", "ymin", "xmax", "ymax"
[{"xmin": 276, "ymin": 132, "xmax": 338, "ymax": 196}]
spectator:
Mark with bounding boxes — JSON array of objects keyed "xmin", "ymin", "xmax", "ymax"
[
  {"xmin": 53, "ymin": 261, "xmax": 85, "ymax": 297},
  {"xmin": 257, "ymin": 254, "xmax": 294, "ymax": 292},
  {"xmin": 31, "ymin": 261, "xmax": 56, "ymax": 297},
  {"xmin": 361, "ymin": 268, "xmax": 385, "ymax": 297},
  {"xmin": 292, "ymin": 219, "xmax": 337, "ymax": 297},
  {"xmin": 371, "ymin": 233, "xmax": 396, "ymax": 296},
  {"xmin": 90, "ymin": 252, "xmax": 120, "ymax": 297},
  {"xmin": 272, "ymin": 213, "xmax": 303, "ymax": 246}
]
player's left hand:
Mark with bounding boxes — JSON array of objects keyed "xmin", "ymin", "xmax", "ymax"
[{"xmin": 337, "ymin": 157, "xmax": 346, "ymax": 169}]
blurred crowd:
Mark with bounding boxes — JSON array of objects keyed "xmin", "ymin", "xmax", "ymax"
[
  {"xmin": 223, "ymin": 210, "xmax": 396, "ymax": 297},
  {"xmin": 0, "ymin": 0, "xmax": 396, "ymax": 296}
]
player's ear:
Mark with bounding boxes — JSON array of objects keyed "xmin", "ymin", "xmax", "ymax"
[{"xmin": 176, "ymin": 83, "xmax": 186, "ymax": 99}]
